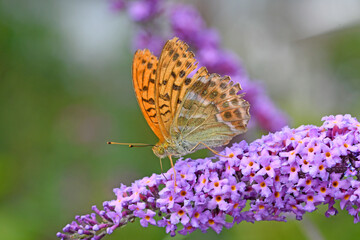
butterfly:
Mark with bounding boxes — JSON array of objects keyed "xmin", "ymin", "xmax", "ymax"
[{"xmin": 109, "ymin": 37, "xmax": 250, "ymax": 183}]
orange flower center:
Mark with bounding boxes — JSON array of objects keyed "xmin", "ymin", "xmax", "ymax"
[
  {"xmin": 307, "ymin": 196, "xmax": 314, "ymax": 201},
  {"xmin": 194, "ymin": 212, "xmax": 200, "ymax": 218},
  {"xmin": 275, "ymin": 176, "xmax": 280, "ymax": 182},
  {"xmin": 320, "ymin": 187, "xmax": 326, "ymax": 193},
  {"xmin": 308, "ymin": 147, "xmax": 314, "ymax": 153},
  {"xmin": 178, "ymin": 210, "xmax": 184, "ymax": 216},
  {"xmin": 325, "ymin": 152, "xmax": 331, "ymax": 158},
  {"xmin": 181, "ymin": 174, "xmax": 185, "ymax": 179},
  {"xmin": 274, "ymin": 192, "xmax": 280, "ymax": 198},
  {"xmin": 202, "ymin": 178, "xmax": 206, "ymax": 184},
  {"xmin": 290, "ymin": 167, "xmax": 296, "ymax": 172},
  {"xmin": 306, "ymin": 179, "xmax": 311, "ymax": 185},
  {"xmin": 259, "ymin": 205, "xmax": 265, "ymax": 210},
  {"xmin": 332, "ymin": 181, "xmax": 339, "ymax": 188},
  {"xmin": 231, "ymin": 185, "xmax": 236, "ymax": 191},
  {"xmin": 265, "ymin": 166, "xmax": 271, "ymax": 171},
  {"xmin": 216, "ymin": 196, "xmax": 222, "ymax": 202},
  {"xmin": 249, "ymin": 161, "xmax": 254, "ymax": 167},
  {"xmin": 214, "ymin": 182, "xmax": 219, "ymax": 187},
  {"xmin": 319, "ymin": 165, "xmax": 324, "ymax": 171},
  {"xmin": 344, "ymin": 194, "xmax": 350, "ymax": 200},
  {"xmin": 344, "ymin": 143, "xmax": 349, "ymax": 148},
  {"xmin": 145, "ymin": 216, "xmax": 150, "ymax": 220},
  {"xmin": 180, "ymin": 191, "xmax": 187, "ymax": 197},
  {"xmin": 208, "ymin": 219, "xmax": 215, "ymax": 225},
  {"xmin": 260, "ymin": 182, "xmax": 266, "ymax": 188},
  {"xmin": 229, "ymin": 153, "xmax": 234, "ymax": 158}
]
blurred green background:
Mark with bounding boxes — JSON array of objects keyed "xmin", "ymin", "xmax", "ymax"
[{"xmin": 1, "ymin": 0, "xmax": 360, "ymax": 239}]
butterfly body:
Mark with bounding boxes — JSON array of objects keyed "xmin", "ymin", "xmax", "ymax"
[
  {"xmin": 132, "ymin": 37, "xmax": 250, "ymax": 160},
  {"xmin": 152, "ymin": 139, "xmax": 189, "ymax": 158}
]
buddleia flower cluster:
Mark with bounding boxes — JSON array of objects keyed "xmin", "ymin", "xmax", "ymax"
[
  {"xmin": 57, "ymin": 114, "xmax": 360, "ymax": 239},
  {"xmin": 109, "ymin": 0, "xmax": 288, "ymax": 132}
]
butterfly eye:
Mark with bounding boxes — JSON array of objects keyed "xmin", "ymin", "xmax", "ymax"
[{"xmin": 159, "ymin": 147, "xmax": 165, "ymax": 155}]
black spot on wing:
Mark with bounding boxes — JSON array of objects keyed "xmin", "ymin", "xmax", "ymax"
[
  {"xmin": 160, "ymin": 93, "xmax": 170, "ymax": 101},
  {"xmin": 160, "ymin": 110, "xmax": 171, "ymax": 116},
  {"xmin": 179, "ymin": 70, "xmax": 185, "ymax": 78},
  {"xmin": 172, "ymin": 83, "xmax": 181, "ymax": 91},
  {"xmin": 160, "ymin": 104, "xmax": 169, "ymax": 109},
  {"xmin": 224, "ymin": 111, "xmax": 232, "ymax": 119},
  {"xmin": 173, "ymin": 53, "xmax": 179, "ymax": 61},
  {"xmin": 142, "ymin": 97, "xmax": 155, "ymax": 105}
]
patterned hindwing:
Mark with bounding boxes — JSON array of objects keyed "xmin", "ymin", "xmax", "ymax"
[
  {"xmin": 132, "ymin": 49, "xmax": 165, "ymax": 141},
  {"xmin": 155, "ymin": 37, "xmax": 208, "ymax": 140},
  {"xmin": 173, "ymin": 73, "xmax": 250, "ymax": 149}
]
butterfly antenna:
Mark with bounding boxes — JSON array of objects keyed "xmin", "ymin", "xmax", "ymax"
[{"xmin": 107, "ymin": 142, "xmax": 154, "ymax": 148}]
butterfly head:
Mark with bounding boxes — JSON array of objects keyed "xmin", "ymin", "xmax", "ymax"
[{"xmin": 152, "ymin": 142, "xmax": 169, "ymax": 158}]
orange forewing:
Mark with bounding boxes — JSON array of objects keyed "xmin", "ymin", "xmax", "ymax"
[
  {"xmin": 154, "ymin": 38, "xmax": 208, "ymax": 139},
  {"xmin": 132, "ymin": 49, "xmax": 165, "ymax": 142}
]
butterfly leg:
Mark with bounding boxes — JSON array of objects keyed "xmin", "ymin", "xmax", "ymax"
[
  {"xmin": 191, "ymin": 142, "xmax": 232, "ymax": 158},
  {"xmin": 159, "ymin": 157, "xmax": 164, "ymax": 173},
  {"xmin": 168, "ymin": 155, "xmax": 177, "ymax": 188},
  {"xmin": 159, "ymin": 158, "xmax": 168, "ymax": 180}
]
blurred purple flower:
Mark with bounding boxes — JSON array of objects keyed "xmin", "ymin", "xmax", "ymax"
[
  {"xmin": 116, "ymin": 0, "xmax": 163, "ymax": 22},
  {"xmin": 243, "ymin": 80, "xmax": 289, "ymax": 131},
  {"xmin": 57, "ymin": 114, "xmax": 360, "ymax": 239},
  {"xmin": 170, "ymin": 5, "xmax": 205, "ymax": 45},
  {"xmin": 134, "ymin": 30, "xmax": 165, "ymax": 56},
  {"xmin": 109, "ymin": 0, "xmax": 126, "ymax": 11}
]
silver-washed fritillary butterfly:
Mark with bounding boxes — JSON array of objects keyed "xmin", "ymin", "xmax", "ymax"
[{"xmin": 109, "ymin": 37, "xmax": 250, "ymax": 183}]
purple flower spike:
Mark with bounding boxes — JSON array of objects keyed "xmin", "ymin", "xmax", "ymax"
[{"xmin": 57, "ymin": 115, "xmax": 360, "ymax": 238}]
